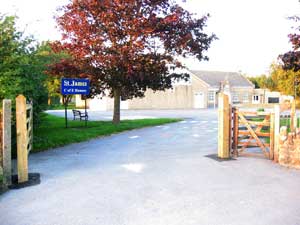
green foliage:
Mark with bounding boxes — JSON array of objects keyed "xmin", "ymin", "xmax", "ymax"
[
  {"xmin": 0, "ymin": 14, "xmax": 48, "ymax": 124},
  {"xmin": 270, "ymin": 63, "xmax": 300, "ymax": 97},
  {"xmin": 257, "ymin": 108, "xmax": 265, "ymax": 112},
  {"xmin": 0, "ymin": 15, "xmax": 68, "ymax": 126},
  {"xmin": 47, "ymin": 102, "xmax": 75, "ymax": 110},
  {"xmin": 248, "ymin": 74, "xmax": 276, "ymax": 90},
  {"xmin": 280, "ymin": 118, "xmax": 300, "ymax": 131},
  {"xmin": 248, "ymin": 77, "xmax": 260, "ymax": 88},
  {"xmin": 37, "ymin": 42, "xmax": 69, "ymax": 102},
  {"xmin": 248, "ymin": 62, "xmax": 300, "ymax": 99},
  {"xmin": 33, "ymin": 113, "xmax": 181, "ymax": 152}
]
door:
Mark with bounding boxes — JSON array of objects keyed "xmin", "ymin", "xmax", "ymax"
[
  {"xmin": 252, "ymin": 95, "xmax": 260, "ymax": 104},
  {"xmin": 194, "ymin": 92, "xmax": 205, "ymax": 109}
]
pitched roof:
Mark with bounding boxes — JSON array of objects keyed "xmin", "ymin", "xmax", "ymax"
[{"xmin": 190, "ymin": 70, "xmax": 254, "ymax": 88}]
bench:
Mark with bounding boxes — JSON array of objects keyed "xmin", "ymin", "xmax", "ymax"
[{"xmin": 72, "ymin": 109, "xmax": 88, "ymax": 121}]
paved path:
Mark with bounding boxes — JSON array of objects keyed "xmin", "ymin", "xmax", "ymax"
[
  {"xmin": 46, "ymin": 108, "xmax": 300, "ymax": 121},
  {"xmin": 1, "ymin": 110, "xmax": 300, "ymax": 225},
  {"xmin": 46, "ymin": 109, "xmax": 218, "ymax": 120}
]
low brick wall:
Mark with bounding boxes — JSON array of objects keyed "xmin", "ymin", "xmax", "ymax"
[{"xmin": 278, "ymin": 127, "xmax": 300, "ymax": 169}]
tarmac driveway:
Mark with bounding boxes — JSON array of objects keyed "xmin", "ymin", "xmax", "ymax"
[
  {"xmin": 46, "ymin": 109, "xmax": 218, "ymax": 120},
  {"xmin": 1, "ymin": 110, "xmax": 300, "ymax": 225}
]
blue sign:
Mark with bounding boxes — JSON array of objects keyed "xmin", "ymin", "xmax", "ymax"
[{"xmin": 61, "ymin": 78, "xmax": 90, "ymax": 95}]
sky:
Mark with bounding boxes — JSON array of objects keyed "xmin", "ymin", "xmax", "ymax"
[{"xmin": 0, "ymin": 0, "xmax": 299, "ymax": 76}]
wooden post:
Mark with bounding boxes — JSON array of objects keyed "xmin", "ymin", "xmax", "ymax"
[
  {"xmin": 2, "ymin": 100, "xmax": 12, "ymax": 185},
  {"xmin": 290, "ymin": 99, "xmax": 296, "ymax": 132},
  {"xmin": 294, "ymin": 101, "xmax": 298, "ymax": 129},
  {"xmin": 270, "ymin": 112, "xmax": 275, "ymax": 160},
  {"xmin": 228, "ymin": 104, "xmax": 232, "ymax": 154},
  {"xmin": 273, "ymin": 105, "xmax": 280, "ymax": 163},
  {"xmin": 16, "ymin": 95, "xmax": 28, "ymax": 183},
  {"xmin": 218, "ymin": 93, "xmax": 230, "ymax": 159},
  {"xmin": 231, "ymin": 107, "xmax": 238, "ymax": 157}
]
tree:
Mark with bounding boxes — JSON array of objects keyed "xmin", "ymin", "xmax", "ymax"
[
  {"xmin": 270, "ymin": 62, "xmax": 300, "ymax": 97},
  {"xmin": 248, "ymin": 62, "xmax": 300, "ymax": 98},
  {"xmin": 0, "ymin": 14, "xmax": 49, "ymax": 124},
  {"xmin": 279, "ymin": 16, "xmax": 300, "ymax": 98},
  {"xmin": 280, "ymin": 16, "xmax": 300, "ymax": 71},
  {"xmin": 36, "ymin": 42, "xmax": 69, "ymax": 105},
  {"xmin": 51, "ymin": 0, "xmax": 216, "ymax": 124},
  {"xmin": 247, "ymin": 74, "xmax": 275, "ymax": 90}
]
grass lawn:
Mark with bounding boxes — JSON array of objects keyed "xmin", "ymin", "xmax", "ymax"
[
  {"xmin": 47, "ymin": 103, "xmax": 76, "ymax": 110},
  {"xmin": 33, "ymin": 113, "xmax": 181, "ymax": 152},
  {"xmin": 280, "ymin": 117, "xmax": 300, "ymax": 129}
]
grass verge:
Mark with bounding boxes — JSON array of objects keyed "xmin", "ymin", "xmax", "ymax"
[
  {"xmin": 33, "ymin": 113, "xmax": 181, "ymax": 152},
  {"xmin": 47, "ymin": 103, "xmax": 76, "ymax": 110}
]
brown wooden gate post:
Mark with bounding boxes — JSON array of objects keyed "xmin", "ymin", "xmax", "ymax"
[
  {"xmin": 291, "ymin": 99, "xmax": 296, "ymax": 132},
  {"xmin": 270, "ymin": 112, "xmax": 275, "ymax": 160},
  {"xmin": 273, "ymin": 105, "xmax": 280, "ymax": 163},
  {"xmin": 218, "ymin": 93, "xmax": 230, "ymax": 159},
  {"xmin": 232, "ymin": 107, "xmax": 239, "ymax": 157},
  {"xmin": 2, "ymin": 100, "xmax": 12, "ymax": 185},
  {"xmin": 16, "ymin": 95, "xmax": 28, "ymax": 183}
]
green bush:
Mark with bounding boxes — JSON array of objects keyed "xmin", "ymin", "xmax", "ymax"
[{"xmin": 257, "ymin": 108, "xmax": 265, "ymax": 112}]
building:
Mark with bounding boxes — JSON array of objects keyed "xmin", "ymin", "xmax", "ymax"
[
  {"xmin": 76, "ymin": 70, "xmax": 255, "ymax": 110},
  {"xmin": 252, "ymin": 89, "xmax": 293, "ymax": 105}
]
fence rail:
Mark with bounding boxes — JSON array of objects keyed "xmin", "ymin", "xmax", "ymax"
[
  {"xmin": 232, "ymin": 108, "xmax": 274, "ymax": 159},
  {"xmin": 26, "ymin": 104, "xmax": 33, "ymax": 154}
]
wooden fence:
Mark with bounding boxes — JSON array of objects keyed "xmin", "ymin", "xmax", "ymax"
[
  {"xmin": 0, "ymin": 100, "xmax": 12, "ymax": 185},
  {"xmin": 218, "ymin": 94, "xmax": 290, "ymax": 161},
  {"xmin": 0, "ymin": 95, "xmax": 34, "ymax": 187}
]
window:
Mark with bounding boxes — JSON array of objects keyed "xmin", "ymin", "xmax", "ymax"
[
  {"xmin": 268, "ymin": 97, "xmax": 279, "ymax": 103},
  {"xmin": 208, "ymin": 91, "xmax": 215, "ymax": 102},
  {"xmin": 232, "ymin": 93, "xmax": 239, "ymax": 103},
  {"xmin": 242, "ymin": 93, "xmax": 249, "ymax": 103},
  {"xmin": 253, "ymin": 95, "xmax": 259, "ymax": 101}
]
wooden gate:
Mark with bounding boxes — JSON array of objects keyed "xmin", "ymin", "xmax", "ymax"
[
  {"xmin": 232, "ymin": 108, "xmax": 275, "ymax": 159},
  {"xmin": 218, "ymin": 93, "xmax": 282, "ymax": 160}
]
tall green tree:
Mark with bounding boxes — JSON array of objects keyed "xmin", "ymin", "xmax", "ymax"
[
  {"xmin": 248, "ymin": 74, "xmax": 275, "ymax": 90},
  {"xmin": 0, "ymin": 15, "xmax": 53, "ymax": 124},
  {"xmin": 34, "ymin": 42, "xmax": 68, "ymax": 105}
]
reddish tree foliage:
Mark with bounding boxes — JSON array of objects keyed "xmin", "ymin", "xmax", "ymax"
[
  {"xmin": 49, "ymin": 0, "xmax": 216, "ymax": 123},
  {"xmin": 280, "ymin": 16, "xmax": 300, "ymax": 72}
]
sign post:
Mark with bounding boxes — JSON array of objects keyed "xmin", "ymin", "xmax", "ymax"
[
  {"xmin": 61, "ymin": 78, "xmax": 90, "ymax": 128},
  {"xmin": 63, "ymin": 95, "xmax": 68, "ymax": 128}
]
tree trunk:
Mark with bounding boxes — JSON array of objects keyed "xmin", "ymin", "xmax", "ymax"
[{"xmin": 113, "ymin": 88, "xmax": 121, "ymax": 124}]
